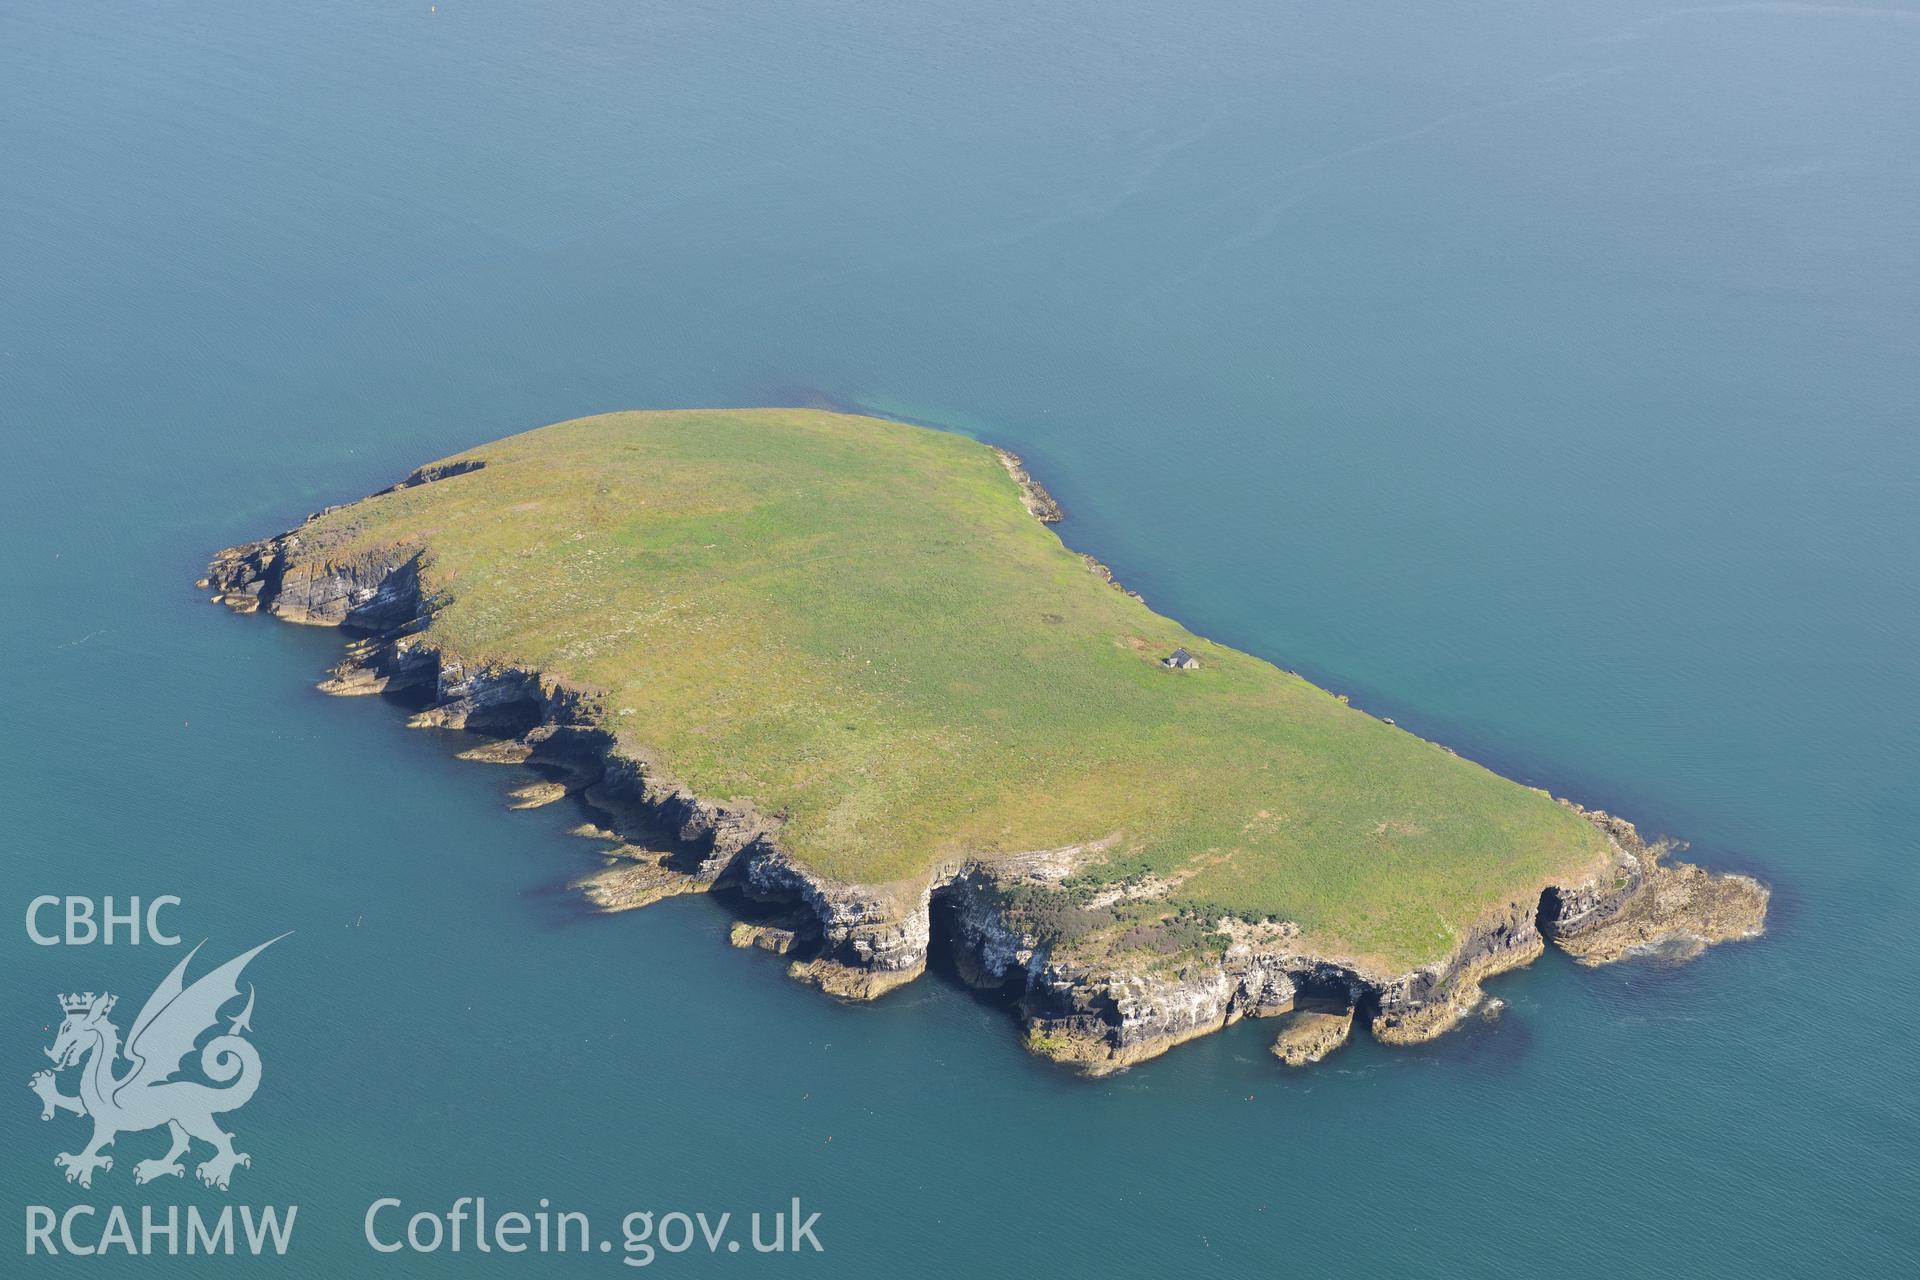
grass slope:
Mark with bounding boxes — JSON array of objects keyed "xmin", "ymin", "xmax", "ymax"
[{"xmin": 305, "ymin": 410, "xmax": 1607, "ymax": 970}]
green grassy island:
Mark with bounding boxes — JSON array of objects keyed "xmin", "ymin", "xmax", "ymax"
[{"xmin": 207, "ymin": 410, "xmax": 1766, "ymax": 1072}]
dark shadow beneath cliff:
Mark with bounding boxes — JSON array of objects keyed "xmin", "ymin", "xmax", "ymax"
[
  {"xmin": 926, "ymin": 885, "xmax": 1029, "ymax": 1019},
  {"xmin": 703, "ymin": 883, "xmax": 811, "ymax": 932},
  {"xmin": 1535, "ymin": 886, "xmax": 1566, "ymax": 940},
  {"xmin": 1293, "ymin": 975, "xmax": 1361, "ymax": 1019}
]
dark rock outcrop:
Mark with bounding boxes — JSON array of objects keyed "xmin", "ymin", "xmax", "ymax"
[
  {"xmin": 993, "ymin": 449, "xmax": 1063, "ymax": 523},
  {"xmin": 1272, "ymin": 1009, "xmax": 1356, "ymax": 1067}
]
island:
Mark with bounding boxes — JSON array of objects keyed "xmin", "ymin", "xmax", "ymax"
[{"xmin": 204, "ymin": 409, "xmax": 1768, "ymax": 1073}]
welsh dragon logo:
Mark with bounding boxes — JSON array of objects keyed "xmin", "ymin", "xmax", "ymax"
[{"xmin": 28, "ymin": 936, "xmax": 285, "ymax": 1191}]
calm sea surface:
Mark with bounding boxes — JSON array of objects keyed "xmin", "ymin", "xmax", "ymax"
[{"xmin": 3, "ymin": 2, "xmax": 1916, "ymax": 1275}]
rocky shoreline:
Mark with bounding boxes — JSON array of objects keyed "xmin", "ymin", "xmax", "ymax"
[
  {"xmin": 1272, "ymin": 1009, "xmax": 1356, "ymax": 1067},
  {"xmin": 204, "ymin": 459, "xmax": 1768, "ymax": 1076}
]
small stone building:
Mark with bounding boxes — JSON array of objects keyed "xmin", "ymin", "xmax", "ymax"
[{"xmin": 1161, "ymin": 647, "xmax": 1199, "ymax": 670}]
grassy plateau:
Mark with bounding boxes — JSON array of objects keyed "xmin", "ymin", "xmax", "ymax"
[{"xmin": 296, "ymin": 409, "xmax": 1609, "ymax": 972}]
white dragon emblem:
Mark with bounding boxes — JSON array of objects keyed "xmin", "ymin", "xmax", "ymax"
[{"xmin": 28, "ymin": 936, "xmax": 284, "ymax": 1191}]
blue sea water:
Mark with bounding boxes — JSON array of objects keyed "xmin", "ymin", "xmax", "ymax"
[{"xmin": 2, "ymin": 1, "xmax": 1916, "ymax": 1275}]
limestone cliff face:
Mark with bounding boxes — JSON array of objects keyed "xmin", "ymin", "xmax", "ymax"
[
  {"xmin": 206, "ymin": 489, "xmax": 1768, "ymax": 1076},
  {"xmin": 208, "ymin": 533, "xmax": 422, "ymax": 629},
  {"xmin": 940, "ymin": 871, "xmax": 1043, "ymax": 991},
  {"xmin": 1371, "ymin": 900, "xmax": 1546, "ymax": 1045},
  {"xmin": 743, "ymin": 847, "xmax": 933, "ymax": 999},
  {"xmin": 1019, "ymin": 951, "xmax": 1306, "ymax": 1072}
]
